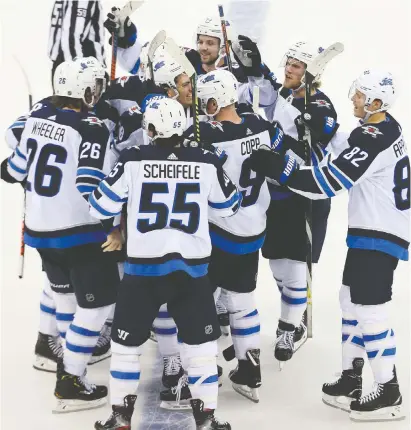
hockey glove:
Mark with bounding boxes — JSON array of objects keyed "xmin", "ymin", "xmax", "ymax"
[
  {"xmin": 248, "ymin": 146, "xmax": 298, "ymax": 184},
  {"xmin": 184, "ymin": 49, "xmax": 202, "ymax": 72},
  {"xmin": 260, "ymin": 62, "xmax": 282, "ymax": 91},
  {"xmin": 105, "ymin": 7, "xmax": 137, "ymax": 49},
  {"xmin": 295, "ymin": 101, "xmax": 339, "ymax": 145},
  {"xmin": 231, "ymin": 35, "xmax": 262, "ymax": 77}
]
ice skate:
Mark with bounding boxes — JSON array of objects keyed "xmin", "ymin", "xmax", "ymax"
[
  {"xmin": 228, "ymin": 349, "xmax": 261, "ymax": 403},
  {"xmin": 350, "ymin": 367, "xmax": 405, "ymax": 422},
  {"xmin": 33, "ymin": 332, "xmax": 63, "ymax": 373},
  {"xmin": 160, "ymin": 374, "xmax": 192, "ymax": 410},
  {"xmin": 274, "ymin": 321, "xmax": 295, "ymax": 370},
  {"xmin": 322, "ymin": 357, "xmax": 364, "ymax": 411},
  {"xmin": 95, "ymin": 395, "xmax": 137, "ymax": 429},
  {"xmin": 191, "ymin": 399, "xmax": 231, "ymax": 429},
  {"xmin": 53, "ymin": 361, "xmax": 107, "ymax": 413},
  {"xmin": 293, "ymin": 320, "xmax": 308, "ymax": 352},
  {"xmin": 89, "ymin": 322, "xmax": 112, "ymax": 365},
  {"xmin": 216, "ymin": 299, "xmax": 230, "ymax": 336},
  {"xmin": 162, "ymin": 354, "xmax": 184, "ymax": 388}
]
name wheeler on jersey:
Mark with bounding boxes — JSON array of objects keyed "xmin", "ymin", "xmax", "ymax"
[
  {"xmin": 6, "ymin": 99, "xmax": 113, "ymax": 248},
  {"xmin": 187, "ymin": 114, "xmax": 280, "ymax": 254},
  {"xmin": 285, "ymin": 115, "xmax": 410, "ymax": 260},
  {"xmin": 89, "ymin": 145, "xmax": 242, "ymax": 277}
]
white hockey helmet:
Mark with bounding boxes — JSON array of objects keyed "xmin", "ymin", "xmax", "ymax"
[
  {"xmin": 53, "ymin": 57, "xmax": 106, "ymax": 107},
  {"xmin": 197, "ymin": 16, "xmax": 223, "ymax": 43},
  {"xmin": 142, "ymin": 98, "xmax": 186, "ymax": 140},
  {"xmin": 197, "ymin": 69, "xmax": 239, "ymax": 117},
  {"xmin": 152, "ymin": 52, "xmax": 186, "ymax": 99},
  {"xmin": 280, "ymin": 41, "xmax": 325, "ymax": 83},
  {"xmin": 138, "ymin": 42, "xmax": 150, "ymax": 81},
  {"xmin": 349, "ymin": 69, "xmax": 396, "ymax": 114}
]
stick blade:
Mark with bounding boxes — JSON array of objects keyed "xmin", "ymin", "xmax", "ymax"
[
  {"xmin": 306, "ymin": 42, "xmax": 344, "ymax": 80},
  {"xmin": 119, "ymin": 1, "xmax": 145, "ymax": 18},
  {"xmin": 163, "ymin": 38, "xmax": 196, "ymax": 77},
  {"xmin": 148, "ymin": 30, "xmax": 167, "ymax": 61}
]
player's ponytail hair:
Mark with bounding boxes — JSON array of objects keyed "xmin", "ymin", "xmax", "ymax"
[{"xmin": 50, "ymin": 95, "xmax": 82, "ymax": 111}]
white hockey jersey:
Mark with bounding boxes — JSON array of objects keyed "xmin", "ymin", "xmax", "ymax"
[
  {"xmin": 6, "ymin": 99, "xmax": 113, "ymax": 248},
  {"xmin": 187, "ymin": 114, "xmax": 277, "ymax": 254},
  {"xmin": 286, "ymin": 114, "xmax": 410, "ymax": 260},
  {"xmin": 89, "ymin": 144, "xmax": 242, "ymax": 277}
]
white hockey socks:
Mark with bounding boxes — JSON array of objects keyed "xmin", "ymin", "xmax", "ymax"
[
  {"xmin": 54, "ymin": 292, "xmax": 77, "ymax": 340},
  {"xmin": 39, "ymin": 276, "xmax": 58, "ymax": 337},
  {"xmin": 270, "ymin": 259, "xmax": 307, "ymax": 327},
  {"xmin": 153, "ymin": 304, "xmax": 180, "ymax": 357},
  {"xmin": 64, "ymin": 304, "xmax": 113, "ymax": 376},
  {"xmin": 354, "ymin": 302, "xmax": 396, "ymax": 384},
  {"xmin": 221, "ymin": 289, "xmax": 260, "ymax": 360},
  {"xmin": 181, "ymin": 341, "xmax": 219, "ymax": 410},
  {"xmin": 340, "ymin": 285, "xmax": 365, "ymax": 370},
  {"xmin": 110, "ymin": 341, "xmax": 141, "ymax": 406}
]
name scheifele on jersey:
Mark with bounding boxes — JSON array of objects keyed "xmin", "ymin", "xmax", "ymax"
[
  {"xmin": 6, "ymin": 98, "xmax": 112, "ymax": 249},
  {"xmin": 89, "ymin": 144, "xmax": 241, "ymax": 277},
  {"xmin": 185, "ymin": 113, "xmax": 279, "ymax": 255},
  {"xmin": 287, "ymin": 114, "xmax": 410, "ymax": 260}
]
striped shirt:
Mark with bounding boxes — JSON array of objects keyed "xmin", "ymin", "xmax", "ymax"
[{"xmin": 48, "ymin": 1, "xmax": 106, "ymax": 67}]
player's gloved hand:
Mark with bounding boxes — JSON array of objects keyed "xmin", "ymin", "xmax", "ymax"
[
  {"xmin": 104, "ymin": 7, "xmax": 137, "ymax": 49},
  {"xmin": 185, "ymin": 48, "xmax": 202, "ymax": 70},
  {"xmin": 93, "ymin": 99, "xmax": 120, "ymax": 124},
  {"xmin": 260, "ymin": 62, "xmax": 282, "ymax": 90},
  {"xmin": 102, "ymin": 227, "xmax": 124, "ymax": 252},
  {"xmin": 295, "ymin": 101, "xmax": 339, "ymax": 145},
  {"xmin": 231, "ymin": 35, "xmax": 262, "ymax": 77},
  {"xmin": 236, "ymin": 103, "xmax": 254, "ymax": 115},
  {"xmin": 249, "ymin": 146, "xmax": 298, "ymax": 184}
]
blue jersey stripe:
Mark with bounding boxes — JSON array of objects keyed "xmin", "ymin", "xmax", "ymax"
[
  {"xmin": 209, "ymin": 230, "xmax": 265, "ymax": 255},
  {"xmin": 124, "ymin": 260, "xmax": 208, "ymax": 278},
  {"xmin": 347, "ymin": 235, "xmax": 408, "ymax": 261},
  {"xmin": 99, "ymin": 181, "xmax": 127, "ymax": 202},
  {"xmin": 24, "ymin": 230, "xmax": 106, "ymax": 249},
  {"xmin": 77, "ymin": 168, "xmax": 105, "ymax": 180},
  {"xmin": 89, "ymin": 193, "xmax": 121, "ymax": 217}
]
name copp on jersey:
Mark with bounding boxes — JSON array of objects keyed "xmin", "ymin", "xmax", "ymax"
[
  {"xmin": 286, "ymin": 115, "xmax": 410, "ymax": 260},
  {"xmin": 188, "ymin": 114, "xmax": 277, "ymax": 254},
  {"xmin": 6, "ymin": 99, "xmax": 113, "ymax": 248},
  {"xmin": 89, "ymin": 145, "xmax": 241, "ymax": 277}
]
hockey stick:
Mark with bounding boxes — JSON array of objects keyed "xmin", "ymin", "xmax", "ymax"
[
  {"xmin": 252, "ymin": 86, "xmax": 260, "ymax": 113},
  {"xmin": 110, "ymin": 1, "xmax": 145, "ymax": 80},
  {"xmin": 147, "ymin": 30, "xmax": 167, "ymax": 81},
  {"xmin": 303, "ymin": 42, "xmax": 344, "ymax": 338},
  {"xmin": 13, "ymin": 55, "xmax": 33, "ymax": 279},
  {"xmin": 217, "ymin": 5, "xmax": 233, "ymax": 72},
  {"xmin": 163, "ymin": 37, "xmax": 200, "ymax": 142}
]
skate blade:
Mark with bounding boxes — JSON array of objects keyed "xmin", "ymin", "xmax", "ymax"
[
  {"xmin": 350, "ymin": 405, "xmax": 405, "ymax": 422},
  {"xmin": 33, "ymin": 355, "xmax": 57, "ymax": 373},
  {"xmin": 53, "ymin": 397, "xmax": 107, "ymax": 414},
  {"xmin": 88, "ymin": 351, "xmax": 111, "ymax": 365},
  {"xmin": 232, "ymin": 383, "xmax": 259, "ymax": 403},
  {"xmin": 294, "ymin": 333, "xmax": 308, "ymax": 353},
  {"xmin": 160, "ymin": 400, "xmax": 191, "ymax": 410},
  {"xmin": 322, "ymin": 394, "xmax": 351, "ymax": 412}
]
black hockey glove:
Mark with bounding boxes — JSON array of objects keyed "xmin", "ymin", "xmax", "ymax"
[
  {"xmin": 260, "ymin": 62, "xmax": 282, "ymax": 91},
  {"xmin": 93, "ymin": 99, "xmax": 120, "ymax": 124},
  {"xmin": 104, "ymin": 7, "xmax": 137, "ymax": 49},
  {"xmin": 231, "ymin": 35, "xmax": 262, "ymax": 77},
  {"xmin": 249, "ymin": 147, "xmax": 298, "ymax": 184},
  {"xmin": 295, "ymin": 101, "xmax": 339, "ymax": 145},
  {"xmin": 184, "ymin": 49, "xmax": 202, "ymax": 71},
  {"xmin": 1, "ymin": 157, "xmax": 26, "ymax": 187}
]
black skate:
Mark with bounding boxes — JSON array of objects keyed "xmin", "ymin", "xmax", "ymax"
[
  {"xmin": 89, "ymin": 322, "xmax": 112, "ymax": 365},
  {"xmin": 216, "ymin": 299, "xmax": 230, "ymax": 336},
  {"xmin": 229, "ymin": 349, "xmax": 261, "ymax": 403},
  {"xmin": 217, "ymin": 364, "xmax": 223, "ymax": 387},
  {"xmin": 95, "ymin": 395, "xmax": 137, "ymax": 429},
  {"xmin": 149, "ymin": 326, "xmax": 157, "ymax": 343},
  {"xmin": 350, "ymin": 367, "xmax": 405, "ymax": 422},
  {"xmin": 162, "ymin": 354, "xmax": 184, "ymax": 388},
  {"xmin": 33, "ymin": 332, "xmax": 63, "ymax": 373},
  {"xmin": 53, "ymin": 361, "xmax": 107, "ymax": 413},
  {"xmin": 160, "ymin": 374, "xmax": 192, "ymax": 410},
  {"xmin": 294, "ymin": 321, "xmax": 308, "ymax": 352},
  {"xmin": 191, "ymin": 399, "xmax": 231, "ymax": 430},
  {"xmin": 322, "ymin": 357, "xmax": 364, "ymax": 411},
  {"xmin": 274, "ymin": 321, "xmax": 295, "ymax": 369}
]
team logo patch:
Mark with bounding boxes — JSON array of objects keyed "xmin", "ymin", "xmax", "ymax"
[
  {"xmin": 154, "ymin": 61, "xmax": 165, "ymax": 72},
  {"xmin": 202, "ymin": 74, "xmax": 216, "ymax": 83},
  {"xmin": 82, "ymin": 116, "xmax": 103, "ymax": 126},
  {"xmin": 380, "ymin": 77, "xmax": 393, "ymax": 86},
  {"xmin": 117, "ymin": 76, "xmax": 130, "ymax": 87},
  {"xmin": 362, "ymin": 125, "xmax": 383, "ymax": 138},
  {"xmin": 86, "ymin": 294, "xmax": 95, "ymax": 302},
  {"xmin": 205, "ymin": 325, "xmax": 213, "ymax": 335},
  {"xmin": 118, "ymin": 126, "xmax": 125, "ymax": 141},
  {"xmin": 312, "ymin": 99, "xmax": 331, "ymax": 109},
  {"xmin": 209, "ymin": 120, "xmax": 223, "ymax": 132},
  {"xmin": 128, "ymin": 104, "xmax": 141, "ymax": 115}
]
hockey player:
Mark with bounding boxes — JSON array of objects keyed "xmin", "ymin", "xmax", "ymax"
[
  {"xmin": 249, "ymin": 69, "xmax": 408, "ymax": 422},
  {"xmin": 235, "ymin": 40, "xmax": 339, "ymax": 363},
  {"xmin": 2, "ymin": 57, "xmax": 121, "ymax": 413},
  {"xmin": 93, "ymin": 97, "xmax": 240, "ymax": 430}
]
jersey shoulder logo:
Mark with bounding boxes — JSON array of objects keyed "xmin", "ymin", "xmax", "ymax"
[
  {"xmin": 82, "ymin": 116, "xmax": 103, "ymax": 127},
  {"xmin": 117, "ymin": 76, "xmax": 130, "ymax": 87},
  {"xmin": 311, "ymin": 99, "xmax": 331, "ymax": 109},
  {"xmin": 362, "ymin": 125, "xmax": 383, "ymax": 138},
  {"xmin": 208, "ymin": 120, "xmax": 223, "ymax": 132},
  {"xmin": 128, "ymin": 105, "xmax": 141, "ymax": 115}
]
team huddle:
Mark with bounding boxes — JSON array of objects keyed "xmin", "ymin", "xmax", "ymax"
[{"xmin": 1, "ymin": 4, "xmax": 409, "ymax": 430}]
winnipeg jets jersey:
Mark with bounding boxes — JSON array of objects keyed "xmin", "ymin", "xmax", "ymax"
[
  {"xmin": 6, "ymin": 99, "xmax": 113, "ymax": 248},
  {"xmin": 187, "ymin": 114, "xmax": 276, "ymax": 254},
  {"xmin": 89, "ymin": 145, "xmax": 241, "ymax": 277},
  {"xmin": 286, "ymin": 115, "xmax": 410, "ymax": 260}
]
